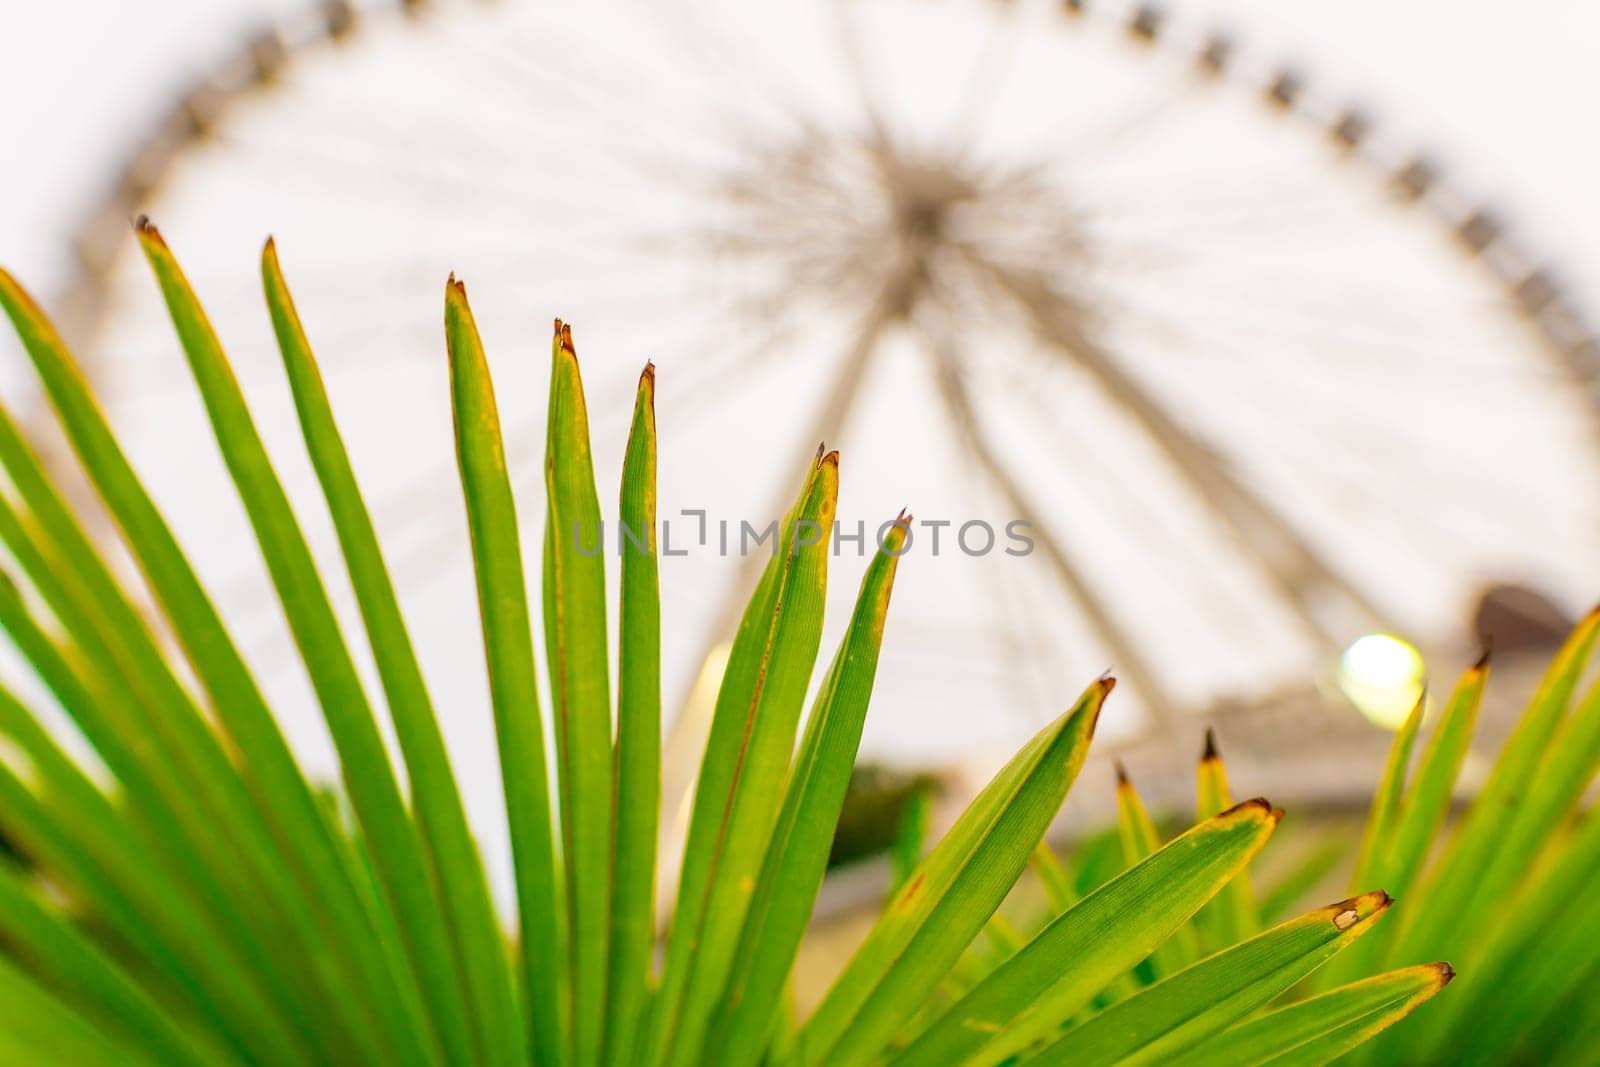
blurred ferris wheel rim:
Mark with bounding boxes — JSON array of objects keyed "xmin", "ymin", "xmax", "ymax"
[{"xmin": 31, "ymin": 0, "xmax": 1600, "ymax": 767}]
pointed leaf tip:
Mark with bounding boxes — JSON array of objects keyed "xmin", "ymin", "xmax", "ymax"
[
  {"xmin": 820, "ymin": 449, "xmax": 840, "ymax": 469},
  {"xmin": 1342, "ymin": 889, "xmax": 1393, "ymax": 913},
  {"xmin": 1325, "ymin": 890, "xmax": 1393, "ymax": 932},
  {"xmin": 879, "ymin": 512, "xmax": 911, "ymax": 553},
  {"xmin": 1473, "ymin": 638, "xmax": 1493, "ymax": 671},
  {"xmin": 559, "ymin": 321, "xmax": 575, "ymax": 354},
  {"xmin": 133, "ymin": 215, "xmax": 167, "ymax": 249},
  {"xmin": 1203, "ymin": 726, "xmax": 1220, "ymax": 761},
  {"xmin": 1221, "ymin": 796, "xmax": 1273, "ymax": 819},
  {"xmin": 1114, "ymin": 759, "xmax": 1130, "ymax": 785}
]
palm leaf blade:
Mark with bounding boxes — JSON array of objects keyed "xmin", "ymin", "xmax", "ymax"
[
  {"xmin": 543, "ymin": 322, "xmax": 615, "ymax": 1067},
  {"xmin": 263, "ymin": 241, "xmax": 526, "ymax": 1064},
  {"xmin": 645, "ymin": 450, "xmax": 839, "ymax": 1067},
  {"xmin": 795, "ymin": 677, "xmax": 1112, "ymax": 1067},
  {"xmin": 896, "ymin": 798, "xmax": 1282, "ymax": 1067},
  {"xmin": 606, "ymin": 363, "xmax": 661, "ymax": 1067},
  {"xmin": 711, "ymin": 515, "xmax": 909, "ymax": 1067},
  {"xmin": 1170, "ymin": 964, "xmax": 1454, "ymax": 1067},
  {"xmin": 1029, "ymin": 891, "xmax": 1394, "ymax": 1067},
  {"xmin": 445, "ymin": 278, "xmax": 567, "ymax": 1067}
]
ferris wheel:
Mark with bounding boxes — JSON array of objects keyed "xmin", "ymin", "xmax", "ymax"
[{"xmin": 31, "ymin": 0, "xmax": 1600, "ymax": 806}]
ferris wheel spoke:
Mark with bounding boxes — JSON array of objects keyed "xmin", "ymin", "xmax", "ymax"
[
  {"xmin": 944, "ymin": 1, "xmax": 1027, "ymax": 146},
  {"xmin": 972, "ymin": 250, "xmax": 1390, "ymax": 647},
  {"xmin": 988, "ymin": 495, "xmax": 1073, "ymax": 729},
  {"xmin": 618, "ymin": 0, "xmax": 821, "ymax": 143},
  {"xmin": 1023, "ymin": 81, "xmax": 1184, "ymax": 172},
  {"xmin": 1099, "ymin": 278, "xmax": 1558, "ymax": 384},
  {"xmin": 830, "ymin": 0, "xmax": 895, "ymax": 150},
  {"xmin": 981, "ymin": 353, "xmax": 1282, "ymax": 650},
  {"xmin": 915, "ymin": 314, "xmax": 1180, "ymax": 730},
  {"xmin": 425, "ymin": 13, "xmax": 751, "ymax": 180},
  {"xmin": 1110, "ymin": 286, "xmax": 1574, "ymax": 415},
  {"xmin": 1242, "ymin": 428, "xmax": 1572, "ymax": 565},
  {"xmin": 1099, "ymin": 298, "xmax": 1600, "ymax": 535},
  {"xmin": 207, "ymin": 129, "xmax": 679, "ymax": 230},
  {"xmin": 1093, "ymin": 251, "xmax": 1526, "ymax": 361}
]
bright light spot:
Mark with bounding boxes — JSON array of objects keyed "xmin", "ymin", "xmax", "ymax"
[{"xmin": 1338, "ymin": 633, "xmax": 1426, "ymax": 730}]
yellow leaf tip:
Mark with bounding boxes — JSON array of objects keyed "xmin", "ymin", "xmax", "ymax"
[{"xmin": 1326, "ymin": 889, "xmax": 1393, "ymax": 929}]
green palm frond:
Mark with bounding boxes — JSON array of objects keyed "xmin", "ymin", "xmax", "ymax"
[{"xmin": 0, "ymin": 229, "xmax": 1449, "ymax": 1066}]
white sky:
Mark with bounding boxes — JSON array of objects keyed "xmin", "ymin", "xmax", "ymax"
[{"xmin": 8, "ymin": 0, "xmax": 1600, "ymax": 302}]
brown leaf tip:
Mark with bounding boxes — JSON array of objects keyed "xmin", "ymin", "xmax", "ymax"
[
  {"xmin": 133, "ymin": 214, "xmax": 167, "ymax": 248},
  {"xmin": 1220, "ymin": 796, "xmax": 1273, "ymax": 819},
  {"xmin": 820, "ymin": 448, "xmax": 841, "ymax": 469},
  {"xmin": 1434, "ymin": 962, "xmax": 1457, "ymax": 985},
  {"xmin": 1473, "ymin": 637, "xmax": 1493, "ymax": 672},
  {"xmin": 640, "ymin": 360, "xmax": 656, "ymax": 385},
  {"xmin": 1202, "ymin": 726, "xmax": 1220, "ymax": 761},
  {"xmin": 559, "ymin": 321, "xmax": 575, "ymax": 354},
  {"xmin": 1114, "ymin": 759, "xmax": 1130, "ymax": 785},
  {"xmin": 895, "ymin": 507, "xmax": 912, "ymax": 525}
]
